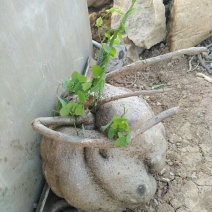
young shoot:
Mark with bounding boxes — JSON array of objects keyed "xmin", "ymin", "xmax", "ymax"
[{"xmin": 56, "ymin": 0, "xmax": 137, "ymax": 146}]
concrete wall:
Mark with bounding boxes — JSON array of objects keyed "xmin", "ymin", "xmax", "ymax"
[{"xmin": 0, "ymin": 0, "xmax": 92, "ymax": 211}]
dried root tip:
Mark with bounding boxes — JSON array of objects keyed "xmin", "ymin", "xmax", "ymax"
[
  {"xmin": 31, "ymin": 113, "xmax": 117, "ymax": 149},
  {"xmin": 131, "ymin": 106, "xmax": 179, "ymax": 139}
]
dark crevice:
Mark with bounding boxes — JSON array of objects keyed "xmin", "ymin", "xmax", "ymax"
[
  {"xmin": 163, "ymin": 0, "xmax": 173, "ymax": 24},
  {"xmin": 83, "ymin": 148, "xmax": 88, "ymax": 164},
  {"xmin": 99, "ymin": 149, "xmax": 109, "ymax": 159}
]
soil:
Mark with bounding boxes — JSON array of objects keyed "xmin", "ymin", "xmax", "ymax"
[
  {"xmin": 109, "ymin": 44, "xmax": 212, "ymax": 212},
  {"xmin": 89, "ymin": 4, "xmax": 212, "ymax": 212},
  {"xmin": 89, "ymin": 1, "xmax": 113, "ymax": 42}
]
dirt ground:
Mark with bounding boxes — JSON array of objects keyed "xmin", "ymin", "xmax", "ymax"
[
  {"xmin": 109, "ymin": 44, "xmax": 212, "ymax": 212},
  {"xmin": 88, "ymin": 4, "xmax": 212, "ymax": 212}
]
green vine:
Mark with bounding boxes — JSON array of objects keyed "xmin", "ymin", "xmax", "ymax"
[{"xmin": 56, "ymin": 0, "xmax": 137, "ymax": 147}]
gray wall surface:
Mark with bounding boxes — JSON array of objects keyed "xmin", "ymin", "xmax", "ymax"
[{"xmin": 0, "ymin": 0, "xmax": 92, "ymax": 211}]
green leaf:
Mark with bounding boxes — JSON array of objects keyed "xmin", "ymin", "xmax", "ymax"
[
  {"xmin": 90, "ymin": 80, "xmax": 104, "ymax": 93},
  {"xmin": 65, "ymin": 81, "xmax": 75, "ymax": 92},
  {"xmin": 82, "ymin": 124, "xmax": 86, "ymax": 137},
  {"xmin": 62, "ymin": 78, "xmax": 70, "ymax": 90},
  {"xmin": 115, "ymin": 136, "xmax": 128, "ymax": 147},
  {"xmin": 75, "ymin": 104, "xmax": 85, "ymax": 116},
  {"xmin": 54, "ymin": 100, "xmax": 62, "ymax": 115},
  {"xmin": 96, "ymin": 17, "xmax": 103, "ymax": 27},
  {"xmin": 115, "ymin": 8, "xmax": 124, "ymax": 15},
  {"xmin": 92, "ymin": 65, "xmax": 103, "ymax": 78},
  {"xmin": 71, "ymin": 71, "xmax": 87, "ymax": 82},
  {"xmin": 77, "ymin": 91, "xmax": 86, "ymax": 103},
  {"xmin": 106, "ymin": 8, "xmax": 115, "ymax": 13},
  {"xmin": 77, "ymin": 73, "xmax": 87, "ymax": 82},
  {"xmin": 73, "ymin": 82, "xmax": 82, "ymax": 92},
  {"xmin": 59, "ymin": 107, "xmax": 70, "ymax": 117},
  {"xmin": 82, "ymin": 82, "xmax": 92, "ymax": 91},
  {"xmin": 101, "ymin": 119, "xmax": 113, "ymax": 132},
  {"xmin": 117, "ymin": 33, "xmax": 123, "ymax": 41},
  {"xmin": 126, "ymin": 133, "xmax": 131, "ymax": 144},
  {"xmin": 59, "ymin": 102, "xmax": 77, "ymax": 116},
  {"xmin": 109, "ymin": 47, "xmax": 117, "ymax": 58},
  {"xmin": 111, "ymin": 116, "xmax": 130, "ymax": 132},
  {"xmin": 108, "ymin": 128, "xmax": 115, "ymax": 139},
  {"xmin": 57, "ymin": 96, "xmax": 68, "ymax": 107},
  {"xmin": 118, "ymin": 132, "xmax": 123, "ymax": 137},
  {"xmin": 113, "ymin": 39, "xmax": 119, "ymax": 45},
  {"xmin": 105, "ymin": 32, "xmax": 111, "ymax": 39},
  {"xmin": 71, "ymin": 71, "xmax": 79, "ymax": 80},
  {"xmin": 103, "ymin": 45, "xmax": 112, "ymax": 54}
]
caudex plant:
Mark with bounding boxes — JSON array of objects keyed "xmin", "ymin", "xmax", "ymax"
[
  {"xmin": 31, "ymin": 1, "xmax": 207, "ymax": 210},
  {"xmin": 32, "ymin": 0, "xmax": 206, "ymax": 148},
  {"xmin": 55, "ymin": 0, "xmax": 137, "ymax": 147}
]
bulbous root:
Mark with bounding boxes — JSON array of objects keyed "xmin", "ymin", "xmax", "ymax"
[
  {"xmin": 106, "ymin": 47, "xmax": 207, "ymax": 82},
  {"xmin": 33, "ymin": 46, "xmax": 199, "ymax": 148},
  {"xmin": 31, "ymin": 107, "xmax": 179, "ymax": 149}
]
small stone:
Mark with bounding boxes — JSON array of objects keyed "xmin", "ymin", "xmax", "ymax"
[
  {"xmin": 176, "ymin": 142, "xmax": 181, "ymax": 148},
  {"xmin": 191, "ymin": 172, "xmax": 198, "ymax": 180},
  {"xmin": 167, "ymin": 62, "xmax": 172, "ymax": 67},
  {"xmin": 156, "ymin": 102, "xmax": 162, "ymax": 106},
  {"xmin": 161, "ymin": 177, "xmax": 170, "ymax": 182},
  {"xmin": 182, "ymin": 94, "xmax": 187, "ymax": 99},
  {"xmin": 168, "ymin": 161, "xmax": 174, "ymax": 166},
  {"xmin": 170, "ymin": 172, "xmax": 174, "ymax": 176},
  {"xmin": 160, "ymin": 168, "xmax": 166, "ymax": 175},
  {"xmin": 153, "ymin": 198, "xmax": 159, "ymax": 205},
  {"xmin": 177, "ymin": 84, "xmax": 181, "ymax": 89},
  {"xmin": 160, "ymin": 43, "xmax": 165, "ymax": 48},
  {"xmin": 112, "ymin": 0, "xmax": 166, "ymax": 49},
  {"xmin": 170, "ymin": 198, "xmax": 182, "ymax": 210}
]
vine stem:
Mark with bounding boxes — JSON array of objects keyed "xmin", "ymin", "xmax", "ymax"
[
  {"xmin": 32, "ymin": 107, "xmax": 179, "ymax": 149},
  {"xmin": 31, "ymin": 113, "xmax": 117, "ymax": 148},
  {"xmin": 106, "ymin": 47, "xmax": 207, "ymax": 82},
  {"xmin": 97, "ymin": 88, "xmax": 173, "ymax": 107},
  {"xmin": 131, "ymin": 106, "xmax": 179, "ymax": 140}
]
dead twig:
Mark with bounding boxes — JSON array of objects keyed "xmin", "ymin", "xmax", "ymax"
[
  {"xmin": 206, "ymin": 43, "xmax": 212, "ymax": 48},
  {"xmin": 106, "ymin": 47, "xmax": 207, "ymax": 82},
  {"xmin": 97, "ymin": 88, "xmax": 173, "ymax": 107},
  {"xmin": 196, "ymin": 73, "xmax": 212, "ymax": 83},
  {"xmin": 161, "ymin": 183, "xmax": 169, "ymax": 198},
  {"xmin": 188, "ymin": 56, "xmax": 199, "ymax": 72},
  {"xmin": 131, "ymin": 107, "xmax": 179, "ymax": 140},
  {"xmin": 198, "ymin": 54, "xmax": 212, "ymax": 74}
]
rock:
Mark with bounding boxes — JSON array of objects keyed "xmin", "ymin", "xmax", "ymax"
[
  {"xmin": 40, "ymin": 84, "xmax": 167, "ymax": 212},
  {"xmin": 111, "ymin": 0, "xmax": 166, "ymax": 54},
  {"xmin": 102, "ymin": 44, "xmax": 128, "ymax": 73},
  {"xmin": 180, "ymin": 181, "xmax": 203, "ymax": 211},
  {"xmin": 122, "ymin": 35, "xmax": 145, "ymax": 62},
  {"xmin": 157, "ymin": 203, "xmax": 175, "ymax": 212},
  {"xmin": 87, "ymin": 0, "xmax": 110, "ymax": 8},
  {"xmin": 168, "ymin": 0, "xmax": 212, "ymax": 51},
  {"xmin": 179, "ymin": 121, "xmax": 193, "ymax": 140}
]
